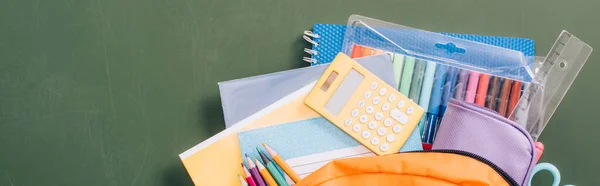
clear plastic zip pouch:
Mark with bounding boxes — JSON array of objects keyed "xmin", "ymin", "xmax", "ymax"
[{"xmin": 341, "ymin": 15, "xmax": 592, "ymax": 142}]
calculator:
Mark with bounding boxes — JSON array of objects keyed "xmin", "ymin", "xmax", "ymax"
[{"xmin": 304, "ymin": 53, "xmax": 424, "ymax": 155}]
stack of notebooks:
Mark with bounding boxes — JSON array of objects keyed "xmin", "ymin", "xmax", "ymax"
[{"xmin": 179, "ymin": 24, "xmax": 536, "ymax": 186}]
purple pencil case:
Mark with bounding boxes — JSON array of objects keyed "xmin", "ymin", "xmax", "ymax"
[{"xmin": 433, "ymin": 99, "xmax": 536, "ymax": 186}]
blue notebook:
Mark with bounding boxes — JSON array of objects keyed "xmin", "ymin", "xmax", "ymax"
[{"xmin": 306, "ymin": 24, "xmax": 535, "ymax": 65}]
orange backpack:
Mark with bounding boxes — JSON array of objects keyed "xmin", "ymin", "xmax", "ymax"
[{"xmin": 296, "ymin": 151, "xmax": 516, "ymax": 186}]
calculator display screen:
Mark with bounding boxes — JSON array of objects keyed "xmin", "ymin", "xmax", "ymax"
[{"xmin": 324, "ymin": 69, "xmax": 364, "ymax": 116}]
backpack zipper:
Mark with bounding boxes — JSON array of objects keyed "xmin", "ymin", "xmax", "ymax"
[{"xmin": 401, "ymin": 150, "xmax": 519, "ymax": 186}]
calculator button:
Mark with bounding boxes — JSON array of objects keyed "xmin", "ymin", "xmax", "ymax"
[
  {"xmin": 371, "ymin": 82, "xmax": 378, "ymax": 90},
  {"xmin": 345, "ymin": 118, "xmax": 353, "ymax": 126},
  {"xmin": 384, "ymin": 118, "xmax": 392, "ymax": 127},
  {"xmin": 386, "ymin": 134, "xmax": 396, "ymax": 143},
  {"xmin": 397, "ymin": 100, "xmax": 405, "ymax": 108},
  {"xmin": 359, "ymin": 115, "xmax": 368, "ymax": 123},
  {"xmin": 371, "ymin": 137, "xmax": 380, "ymax": 145},
  {"xmin": 358, "ymin": 100, "xmax": 365, "ymax": 108},
  {"xmin": 380, "ymin": 143, "xmax": 389, "ymax": 152},
  {"xmin": 366, "ymin": 106, "xmax": 374, "ymax": 114},
  {"xmin": 362, "ymin": 131, "xmax": 371, "ymax": 139},
  {"xmin": 379, "ymin": 88, "xmax": 387, "ymax": 96},
  {"xmin": 368, "ymin": 121, "xmax": 377, "ymax": 130},
  {"xmin": 407, "ymin": 107, "xmax": 414, "ymax": 115},
  {"xmin": 390, "ymin": 109, "xmax": 409, "ymax": 124},
  {"xmin": 375, "ymin": 112, "xmax": 383, "ymax": 121},
  {"xmin": 373, "ymin": 97, "xmax": 381, "ymax": 105},
  {"xmin": 353, "ymin": 124, "xmax": 361, "ymax": 133},
  {"xmin": 388, "ymin": 94, "xmax": 396, "ymax": 102},
  {"xmin": 377, "ymin": 127, "xmax": 386, "ymax": 136},
  {"xmin": 351, "ymin": 109, "xmax": 359, "ymax": 117},
  {"xmin": 393, "ymin": 125, "xmax": 402, "ymax": 133},
  {"xmin": 382, "ymin": 103, "xmax": 390, "ymax": 111},
  {"xmin": 364, "ymin": 91, "xmax": 372, "ymax": 99}
]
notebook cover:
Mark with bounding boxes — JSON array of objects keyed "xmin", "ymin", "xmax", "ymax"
[{"xmin": 309, "ymin": 24, "xmax": 535, "ymax": 65}]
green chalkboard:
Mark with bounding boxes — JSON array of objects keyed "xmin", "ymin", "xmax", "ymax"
[{"xmin": 1, "ymin": 0, "xmax": 599, "ymax": 185}]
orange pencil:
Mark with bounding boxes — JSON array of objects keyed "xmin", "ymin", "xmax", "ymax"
[
  {"xmin": 255, "ymin": 158, "xmax": 278, "ymax": 186},
  {"xmin": 350, "ymin": 45, "xmax": 363, "ymax": 58},
  {"xmin": 475, "ymin": 74, "xmax": 491, "ymax": 106},
  {"xmin": 361, "ymin": 46, "xmax": 373, "ymax": 57},
  {"xmin": 263, "ymin": 143, "xmax": 301, "ymax": 183}
]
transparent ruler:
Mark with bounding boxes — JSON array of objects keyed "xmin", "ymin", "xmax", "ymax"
[{"xmin": 510, "ymin": 31, "xmax": 592, "ymax": 141}]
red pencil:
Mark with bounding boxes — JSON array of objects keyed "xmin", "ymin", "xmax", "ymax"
[
  {"xmin": 475, "ymin": 74, "xmax": 491, "ymax": 106},
  {"xmin": 242, "ymin": 164, "xmax": 257, "ymax": 186}
]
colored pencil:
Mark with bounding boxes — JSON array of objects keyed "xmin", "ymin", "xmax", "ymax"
[
  {"xmin": 454, "ymin": 70, "xmax": 470, "ymax": 101},
  {"xmin": 263, "ymin": 143, "xmax": 301, "ymax": 183},
  {"xmin": 239, "ymin": 174, "xmax": 249, "ymax": 186},
  {"xmin": 255, "ymin": 158, "xmax": 278, "ymax": 186},
  {"xmin": 399, "ymin": 56, "xmax": 416, "ymax": 94},
  {"xmin": 246, "ymin": 154, "xmax": 266, "ymax": 186},
  {"xmin": 242, "ymin": 164, "xmax": 257, "ymax": 186},
  {"xmin": 258, "ymin": 150, "xmax": 289, "ymax": 186}
]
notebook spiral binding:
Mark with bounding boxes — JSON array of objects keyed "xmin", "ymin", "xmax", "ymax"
[{"xmin": 303, "ymin": 30, "xmax": 320, "ymax": 64}]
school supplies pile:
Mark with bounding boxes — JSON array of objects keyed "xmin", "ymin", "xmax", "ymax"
[{"xmin": 179, "ymin": 15, "xmax": 592, "ymax": 186}]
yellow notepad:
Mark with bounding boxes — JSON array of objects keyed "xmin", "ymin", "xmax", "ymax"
[{"xmin": 179, "ymin": 82, "xmax": 319, "ymax": 186}]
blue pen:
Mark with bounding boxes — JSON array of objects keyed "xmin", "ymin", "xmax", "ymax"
[
  {"xmin": 417, "ymin": 61, "xmax": 437, "ymax": 137},
  {"xmin": 435, "ymin": 67, "xmax": 460, "ymax": 140},
  {"xmin": 423, "ymin": 65, "xmax": 448, "ymax": 144}
]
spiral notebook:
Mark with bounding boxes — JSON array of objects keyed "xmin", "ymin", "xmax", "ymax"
[{"xmin": 302, "ymin": 24, "xmax": 535, "ymax": 65}]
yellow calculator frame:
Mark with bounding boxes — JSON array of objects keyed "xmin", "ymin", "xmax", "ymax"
[{"xmin": 304, "ymin": 53, "xmax": 424, "ymax": 155}]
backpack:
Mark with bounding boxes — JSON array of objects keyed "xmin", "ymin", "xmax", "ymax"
[{"xmin": 297, "ymin": 99, "xmax": 536, "ymax": 186}]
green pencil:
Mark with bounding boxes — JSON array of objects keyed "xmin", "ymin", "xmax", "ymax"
[{"xmin": 258, "ymin": 149, "xmax": 288, "ymax": 186}]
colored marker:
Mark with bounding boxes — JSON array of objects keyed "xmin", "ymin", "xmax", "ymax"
[
  {"xmin": 485, "ymin": 76, "xmax": 502, "ymax": 110},
  {"xmin": 423, "ymin": 65, "xmax": 448, "ymax": 143},
  {"xmin": 246, "ymin": 154, "xmax": 266, "ymax": 186},
  {"xmin": 263, "ymin": 143, "xmax": 301, "ymax": 183},
  {"xmin": 361, "ymin": 46, "xmax": 373, "ymax": 57},
  {"xmin": 507, "ymin": 81, "xmax": 523, "ymax": 120},
  {"xmin": 438, "ymin": 67, "xmax": 460, "ymax": 122},
  {"xmin": 255, "ymin": 158, "xmax": 278, "ymax": 186},
  {"xmin": 465, "ymin": 72, "xmax": 481, "ymax": 103},
  {"xmin": 453, "ymin": 70, "xmax": 470, "ymax": 101},
  {"xmin": 417, "ymin": 61, "xmax": 437, "ymax": 135},
  {"xmin": 408, "ymin": 59, "xmax": 427, "ymax": 102},
  {"xmin": 242, "ymin": 164, "xmax": 257, "ymax": 186},
  {"xmin": 393, "ymin": 54, "xmax": 405, "ymax": 89},
  {"xmin": 399, "ymin": 56, "xmax": 416, "ymax": 94},
  {"xmin": 497, "ymin": 79, "xmax": 514, "ymax": 116},
  {"xmin": 239, "ymin": 174, "xmax": 249, "ymax": 186},
  {"xmin": 259, "ymin": 150, "xmax": 289, "ymax": 186},
  {"xmin": 350, "ymin": 45, "xmax": 363, "ymax": 58},
  {"xmin": 475, "ymin": 74, "xmax": 491, "ymax": 106},
  {"xmin": 373, "ymin": 49, "xmax": 384, "ymax": 55}
]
